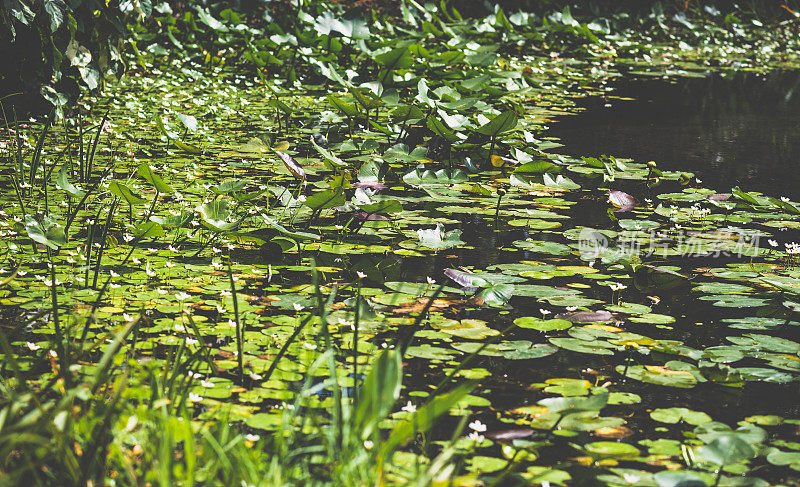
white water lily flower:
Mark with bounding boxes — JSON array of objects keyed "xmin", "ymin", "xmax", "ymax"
[
  {"xmin": 468, "ymin": 420, "xmax": 487, "ymax": 432},
  {"xmin": 468, "ymin": 431, "xmax": 485, "ymax": 443},
  {"xmin": 401, "ymin": 401, "xmax": 417, "ymax": 413}
]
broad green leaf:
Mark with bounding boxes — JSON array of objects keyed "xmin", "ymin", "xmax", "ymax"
[
  {"xmin": 304, "ymin": 189, "xmax": 345, "ymax": 210},
  {"xmin": 56, "ymin": 165, "xmax": 84, "ymax": 198},
  {"xmin": 354, "ymin": 349, "xmax": 402, "ymax": 438},
  {"xmin": 209, "ymin": 179, "xmax": 248, "ymax": 195},
  {"xmin": 475, "ymin": 110, "xmax": 518, "ymax": 137},
  {"xmin": 137, "ymin": 163, "xmax": 173, "ymax": 193},
  {"xmin": 134, "ymin": 221, "xmax": 165, "ymax": 239},
  {"xmin": 374, "ymin": 44, "xmax": 413, "ymax": 70},
  {"xmin": 196, "ymin": 200, "xmax": 238, "ymax": 232},
  {"xmin": 25, "ymin": 215, "xmax": 66, "ymax": 250},
  {"xmin": 109, "ymin": 181, "xmax": 146, "ymax": 205},
  {"xmin": 696, "ymin": 434, "xmax": 756, "ymax": 466}
]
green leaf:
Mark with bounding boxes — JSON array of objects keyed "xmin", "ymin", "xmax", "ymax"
[
  {"xmin": 354, "ymin": 349, "xmax": 402, "ymax": 439},
  {"xmin": 380, "ymin": 383, "xmax": 474, "ymax": 459},
  {"xmin": 584, "ymin": 441, "xmax": 639, "ymax": 460},
  {"xmin": 650, "ymin": 407, "xmax": 712, "ymax": 426},
  {"xmin": 477, "ymin": 283, "xmax": 514, "ymax": 306},
  {"xmin": 304, "ymin": 189, "xmax": 345, "ymax": 210},
  {"xmin": 108, "ymin": 181, "xmax": 146, "ymax": 205},
  {"xmin": 43, "ymin": 0, "xmax": 65, "ymax": 32},
  {"xmin": 538, "ymin": 391, "xmax": 609, "ymax": 413},
  {"xmin": 134, "ymin": 221, "xmax": 165, "ymax": 239},
  {"xmin": 261, "ymin": 215, "xmax": 320, "ymax": 241},
  {"xmin": 56, "ymin": 165, "xmax": 84, "ymax": 198},
  {"xmin": 310, "ymin": 136, "xmax": 347, "ymax": 168},
  {"xmin": 514, "ymin": 317, "xmax": 572, "ymax": 332},
  {"xmin": 475, "ymin": 110, "xmax": 518, "ymax": 137},
  {"xmin": 196, "ymin": 200, "xmax": 238, "ymax": 232},
  {"xmin": 209, "ymin": 179, "xmax": 248, "ymax": 195},
  {"xmin": 374, "ymin": 44, "xmax": 413, "ymax": 70},
  {"xmin": 25, "ymin": 215, "xmax": 66, "ymax": 250},
  {"xmin": 350, "ymin": 87, "xmax": 384, "ymax": 110},
  {"xmin": 416, "ymin": 223, "xmax": 464, "ymax": 249},
  {"xmin": 696, "ymin": 434, "xmax": 755, "ymax": 466},
  {"xmin": 137, "ymin": 163, "xmax": 173, "ymax": 193},
  {"xmin": 327, "ymin": 95, "xmax": 359, "ymax": 117}
]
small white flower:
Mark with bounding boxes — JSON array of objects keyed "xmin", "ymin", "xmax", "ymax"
[
  {"xmin": 165, "ymin": 261, "xmax": 176, "ymax": 268},
  {"xmin": 768, "ymin": 239, "xmax": 778, "ymax": 247},
  {"xmin": 356, "ymin": 271, "xmax": 367, "ymax": 278},
  {"xmin": 401, "ymin": 401, "xmax": 417, "ymax": 413},
  {"xmin": 292, "ymin": 303, "xmax": 305, "ymax": 311},
  {"xmin": 781, "ymin": 197, "xmax": 790, "ymax": 202},
  {"xmin": 110, "ymin": 270, "xmax": 119, "ymax": 278},
  {"xmin": 175, "ymin": 291, "xmax": 191, "ymax": 300},
  {"xmin": 26, "ymin": 342, "xmax": 41, "ymax": 351},
  {"xmin": 245, "ymin": 434, "xmax": 260, "ymax": 442},
  {"xmin": 145, "ymin": 263, "xmax": 156, "ymax": 277},
  {"xmin": 609, "ymin": 283, "xmax": 627, "ymax": 291},
  {"xmin": 123, "ymin": 313, "xmax": 133, "ymax": 321},
  {"xmin": 156, "ymin": 288, "xmax": 168, "ymax": 295},
  {"xmin": 565, "ymin": 306, "xmax": 578, "ymax": 311},
  {"xmin": 123, "ymin": 234, "xmax": 134, "ymax": 242},
  {"xmin": 201, "ymin": 380, "xmax": 214, "ymax": 388},
  {"xmin": 364, "ymin": 440, "xmax": 374, "ymax": 450},
  {"xmin": 168, "ymin": 245, "xmax": 179, "ymax": 252},
  {"xmin": 468, "ymin": 420, "xmax": 487, "ymax": 432},
  {"xmin": 249, "ymin": 372, "xmax": 262, "ymax": 380},
  {"xmin": 228, "ymin": 319, "xmax": 237, "ymax": 328},
  {"xmin": 303, "ymin": 342, "xmax": 317, "ymax": 350},
  {"xmin": 188, "ymin": 392, "xmax": 203, "ymax": 402},
  {"xmin": 216, "ymin": 304, "xmax": 226, "ymax": 313},
  {"xmin": 468, "ymin": 431, "xmax": 485, "ymax": 443},
  {"xmin": 539, "ymin": 308, "xmax": 551, "ymax": 316},
  {"xmin": 426, "ymin": 276, "xmax": 436, "ymax": 285}
]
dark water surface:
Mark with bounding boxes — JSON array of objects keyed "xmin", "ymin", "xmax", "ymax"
[{"xmin": 548, "ymin": 70, "xmax": 800, "ymax": 199}]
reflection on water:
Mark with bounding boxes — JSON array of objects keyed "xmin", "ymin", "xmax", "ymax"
[{"xmin": 548, "ymin": 70, "xmax": 800, "ymax": 198}]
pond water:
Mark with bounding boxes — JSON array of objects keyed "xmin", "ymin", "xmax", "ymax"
[
  {"xmin": 548, "ymin": 70, "xmax": 800, "ymax": 200},
  {"xmin": 6, "ymin": 60, "xmax": 800, "ymax": 484}
]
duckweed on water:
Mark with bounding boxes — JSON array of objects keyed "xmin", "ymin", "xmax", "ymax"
[{"xmin": 4, "ymin": 0, "xmax": 800, "ymax": 485}]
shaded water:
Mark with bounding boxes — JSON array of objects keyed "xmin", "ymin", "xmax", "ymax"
[{"xmin": 548, "ymin": 70, "xmax": 800, "ymax": 199}]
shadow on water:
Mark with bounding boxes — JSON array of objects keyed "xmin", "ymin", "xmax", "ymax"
[{"xmin": 548, "ymin": 70, "xmax": 800, "ymax": 199}]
